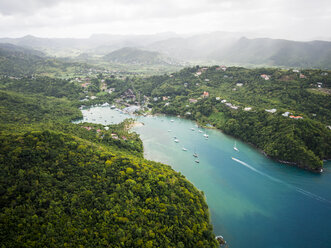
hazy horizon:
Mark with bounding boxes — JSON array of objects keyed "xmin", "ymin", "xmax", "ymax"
[
  {"xmin": 0, "ymin": 0, "xmax": 330, "ymax": 41},
  {"xmin": 1, "ymin": 31, "xmax": 330, "ymax": 42}
]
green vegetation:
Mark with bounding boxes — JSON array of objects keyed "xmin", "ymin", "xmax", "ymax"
[
  {"xmin": 0, "ymin": 90, "xmax": 82, "ymax": 124},
  {"xmin": 0, "ymin": 69, "xmax": 218, "ymax": 247},
  {"xmin": 0, "ymin": 43, "xmax": 105, "ymax": 78},
  {"xmin": 103, "ymin": 47, "xmax": 179, "ymax": 66},
  {"xmin": 118, "ymin": 66, "xmax": 331, "ymax": 171}
]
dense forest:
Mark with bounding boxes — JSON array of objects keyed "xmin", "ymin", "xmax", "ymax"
[
  {"xmin": 0, "ymin": 77, "xmax": 218, "ymax": 247},
  {"xmin": 107, "ymin": 66, "xmax": 331, "ymax": 171}
]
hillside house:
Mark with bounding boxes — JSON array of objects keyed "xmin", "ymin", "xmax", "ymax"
[
  {"xmin": 289, "ymin": 115, "xmax": 303, "ymax": 119},
  {"xmin": 265, "ymin": 109, "xmax": 277, "ymax": 113},
  {"xmin": 202, "ymin": 91, "xmax": 209, "ymax": 98},
  {"xmin": 81, "ymin": 82, "xmax": 91, "ymax": 88},
  {"xmin": 261, "ymin": 74, "xmax": 270, "ymax": 80}
]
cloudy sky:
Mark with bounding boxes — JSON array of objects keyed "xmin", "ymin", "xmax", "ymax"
[{"xmin": 0, "ymin": 0, "xmax": 330, "ymax": 40}]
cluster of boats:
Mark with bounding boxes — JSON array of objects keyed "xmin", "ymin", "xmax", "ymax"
[
  {"xmin": 169, "ymin": 118, "xmax": 240, "ymax": 166},
  {"xmin": 170, "ymin": 123, "xmax": 211, "ymax": 164}
]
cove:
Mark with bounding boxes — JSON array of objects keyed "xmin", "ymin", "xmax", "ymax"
[{"xmin": 76, "ymin": 106, "xmax": 331, "ymax": 248}]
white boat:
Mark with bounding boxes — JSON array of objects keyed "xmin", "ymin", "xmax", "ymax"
[
  {"xmin": 198, "ymin": 130, "xmax": 202, "ymax": 133},
  {"xmin": 110, "ymin": 105, "xmax": 116, "ymax": 109},
  {"xmin": 191, "ymin": 128, "xmax": 195, "ymax": 131},
  {"xmin": 193, "ymin": 152, "xmax": 198, "ymax": 158},
  {"xmin": 203, "ymin": 134, "xmax": 208, "ymax": 138},
  {"xmin": 195, "ymin": 159, "xmax": 200, "ymax": 163},
  {"xmin": 234, "ymin": 141, "xmax": 239, "ymax": 151},
  {"xmin": 174, "ymin": 139, "xmax": 179, "ymax": 143},
  {"xmin": 171, "ymin": 120, "xmax": 174, "ymax": 122},
  {"xmin": 182, "ymin": 148, "xmax": 188, "ymax": 151}
]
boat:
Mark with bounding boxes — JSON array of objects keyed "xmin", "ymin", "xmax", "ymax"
[
  {"xmin": 182, "ymin": 148, "xmax": 187, "ymax": 151},
  {"xmin": 191, "ymin": 128, "xmax": 195, "ymax": 131},
  {"xmin": 195, "ymin": 159, "xmax": 200, "ymax": 163},
  {"xmin": 193, "ymin": 152, "xmax": 198, "ymax": 158},
  {"xmin": 110, "ymin": 105, "xmax": 116, "ymax": 109},
  {"xmin": 215, "ymin": 235, "xmax": 226, "ymax": 246},
  {"xmin": 198, "ymin": 130, "xmax": 202, "ymax": 133},
  {"xmin": 234, "ymin": 141, "xmax": 239, "ymax": 151},
  {"xmin": 174, "ymin": 139, "xmax": 179, "ymax": 143},
  {"xmin": 170, "ymin": 119, "xmax": 174, "ymax": 122},
  {"xmin": 168, "ymin": 130, "xmax": 172, "ymax": 132},
  {"xmin": 203, "ymin": 134, "xmax": 208, "ymax": 138}
]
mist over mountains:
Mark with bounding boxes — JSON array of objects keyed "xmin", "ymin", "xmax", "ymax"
[{"xmin": 1, "ymin": 32, "xmax": 330, "ymax": 69}]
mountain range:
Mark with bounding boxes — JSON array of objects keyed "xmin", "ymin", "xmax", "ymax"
[{"xmin": 0, "ymin": 32, "xmax": 331, "ymax": 69}]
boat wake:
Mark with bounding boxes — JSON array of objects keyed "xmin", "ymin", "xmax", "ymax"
[{"xmin": 231, "ymin": 157, "xmax": 331, "ymax": 205}]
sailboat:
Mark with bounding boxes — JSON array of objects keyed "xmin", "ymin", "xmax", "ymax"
[
  {"xmin": 233, "ymin": 141, "xmax": 239, "ymax": 152},
  {"xmin": 193, "ymin": 146, "xmax": 198, "ymax": 158}
]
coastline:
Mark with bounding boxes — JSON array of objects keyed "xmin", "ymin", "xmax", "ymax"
[
  {"xmin": 84, "ymin": 103, "xmax": 327, "ymax": 173},
  {"xmin": 180, "ymin": 114, "xmax": 325, "ymax": 173}
]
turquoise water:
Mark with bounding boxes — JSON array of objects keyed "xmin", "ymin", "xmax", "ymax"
[{"xmin": 78, "ymin": 106, "xmax": 331, "ymax": 248}]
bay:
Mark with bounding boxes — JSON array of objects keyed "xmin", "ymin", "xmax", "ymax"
[{"xmin": 77, "ymin": 106, "xmax": 331, "ymax": 248}]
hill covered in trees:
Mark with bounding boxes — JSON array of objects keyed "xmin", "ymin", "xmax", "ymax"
[
  {"xmin": 0, "ymin": 76, "xmax": 219, "ymax": 247},
  {"xmin": 0, "ymin": 43, "xmax": 46, "ymax": 76},
  {"xmin": 103, "ymin": 47, "xmax": 179, "ymax": 66},
  {"xmin": 110, "ymin": 66, "xmax": 331, "ymax": 171},
  {"xmin": 0, "ymin": 43, "xmax": 101, "ymax": 77}
]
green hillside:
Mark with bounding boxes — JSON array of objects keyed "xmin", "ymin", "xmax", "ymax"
[
  {"xmin": 103, "ymin": 47, "xmax": 177, "ymax": 65},
  {"xmin": 114, "ymin": 66, "xmax": 331, "ymax": 171},
  {"xmin": 0, "ymin": 75, "xmax": 218, "ymax": 247},
  {"xmin": 0, "ymin": 43, "xmax": 99, "ymax": 77},
  {"xmin": 0, "ymin": 43, "xmax": 45, "ymax": 76}
]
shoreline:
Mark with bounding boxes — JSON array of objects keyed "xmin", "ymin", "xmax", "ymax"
[
  {"xmin": 80, "ymin": 103, "xmax": 327, "ymax": 173},
  {"xmin": 160, "ymin": 113, "xmax": 327, "ymax": 173}
]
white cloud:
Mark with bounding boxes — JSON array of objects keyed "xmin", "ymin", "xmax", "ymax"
[{"xmin": 0, "ymin": 0, "xmax": 330, "ymax": 40}]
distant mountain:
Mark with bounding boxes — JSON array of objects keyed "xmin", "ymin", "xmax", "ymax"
[
  {"xmin": 147, "ymin": 34, "xmax": 331, "ymax": 69},
  {"xmin": 147, "ymin": 31, "xmax": 240, "ymax": 60},
  {"xmin": 212, "ymin": 37, "xmax": 331, "ymax": 68},
  {"xmin": 0, "ymin": 33, "xmax": 179, "ymax": 56},
  {"xmin": 1, "ymin": 32, "xmax": 331, "ymax": 69},
  {"xmin": 0, "ymin": 43, "xmax": 45, "ymax": 75},
  {"xmin": 103, "ymin": 47, "xmax": 179, "ymax": 65}
]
